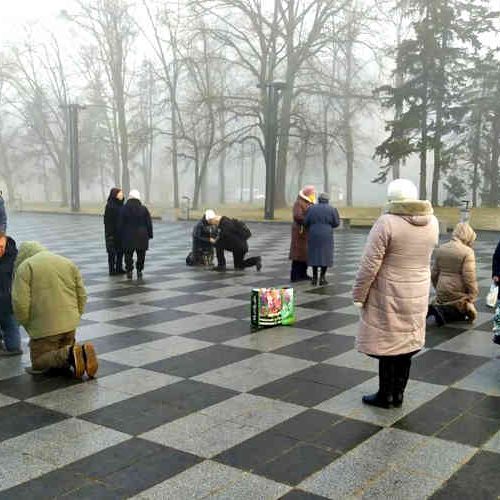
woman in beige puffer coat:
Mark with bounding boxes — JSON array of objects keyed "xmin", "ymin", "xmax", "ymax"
[
  {"xmin": 428, "ymin": 223, "xmax": 478, "ymax": 326},
  {"xmin": 352, "ymin": 179, "xmax": 439, "ymax": 409}
]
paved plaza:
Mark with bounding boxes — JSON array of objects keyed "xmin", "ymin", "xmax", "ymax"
[{"xmin": 0, "ymin": 213, "xmax": 499, "ymax": 498}]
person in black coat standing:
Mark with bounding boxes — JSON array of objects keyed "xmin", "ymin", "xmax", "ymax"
[
  {"xmin": 119, "ymin": 190, "xmax": 153, "ymax": 280},
  {"xmin": 304, "ymin": 193, "xmax": 340, "ymax": 286},
  {"xmin": 205, "ymin": 210, "xmax": 262, "ymax": 272},
  {"xmin": 0, "ymin": 235, "xmax": 22, "ymax": 355},
  {"xmin": 104, "ymin": 187, "xmax": 125, "ymax": 276}
]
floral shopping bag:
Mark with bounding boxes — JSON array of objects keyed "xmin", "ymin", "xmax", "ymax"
[
  {"xmin": 493, "ymin": 301, "xmax": 500, "ymax": 345},
  {"xmin": 251, "ymin": 287, "xmax": 295, "ymax": 329}
]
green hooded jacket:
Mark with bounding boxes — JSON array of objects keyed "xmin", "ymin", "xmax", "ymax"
[{"xmin": 12, "ymin": 242, "xmax": 87, "ymax": 339}]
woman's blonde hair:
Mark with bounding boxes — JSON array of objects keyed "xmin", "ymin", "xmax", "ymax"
[{"xmin": 452, "ymin": 222, "xmax": 477, "ymax": 247}]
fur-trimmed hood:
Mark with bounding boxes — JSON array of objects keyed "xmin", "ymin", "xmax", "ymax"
[{"xmin": 385, "ymin": 200, "xmax": 434, "ymax": 226}]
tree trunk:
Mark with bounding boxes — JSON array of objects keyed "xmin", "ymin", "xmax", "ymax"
[
  {"xmin": 171, "ymin": 96, "xmax": 180, "ymax": 208},
  {"xmin": 420, "ymin": 8, "xmax": 430, "ymax": 200},
  {"xmin": 471, "ymin": 112, "xmax": 482, "ymax": 208},
  {"xmin": 488, "ymin": 111, "xmax": 500, "ymax": 207},
  {"xmin": 344, "ymin": 9, "xmax": 355, "ymax": 207},
  {"xmin": 432, "ymin": 27, "xmax": 447, "ymax": 206},
  {"xmin": 250, "ymin": 144, "xmax": 256, "ymax": 204},
  {"xmin": 322, "ymin": 108, "xmax": 330, "ymax": 193},
  {"xmin": 218, "ymin": 145, "xmax": 227, "ymax": 204}
]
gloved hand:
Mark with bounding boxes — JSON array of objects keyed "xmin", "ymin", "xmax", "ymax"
[{"xmin": 353, "ymin": 302, "xmax": 364, "ymax": 309}]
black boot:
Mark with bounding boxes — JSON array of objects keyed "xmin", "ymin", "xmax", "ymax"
[
  {"xmin": 108, "ymin": 254, "xmax": 116, "ymax": 276},
  {"xmin": 393, "ymin": 357, "xmax": 412, "ymax": 408},
  {"xmin": 319, "ymin": 267, "xmax": 328, "ymax": 286},
  {"xmin": 362, "ymin": 358, "xmax": 395, "ymax": 409},
  {"xmin": 311, "ymin": 267, "xmax": 318, "ymax": 286}
]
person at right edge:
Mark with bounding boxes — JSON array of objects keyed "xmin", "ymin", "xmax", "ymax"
[
  {"xmin": 119, "ymin": 190, "xmax": 153, "ymax": 280},
  {"xmin": 0, "ymin": 191, "xmax": 7, "ymax": 234},
  {"xmin": 290, "ymin": 185, "xmax": 316, "ymax": 282},
  {"xmin": 12, "ymin": 242, "xmax": 97, "ymax": 378},
  {"xmin": 352, "ymin": 179, "xmax": 439, "ymax": 409}
]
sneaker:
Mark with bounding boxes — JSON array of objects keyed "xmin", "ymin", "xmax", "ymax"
[
  {"xmin": 213, "ymin": 266, "xmax": 227, "ymax": 272},
  {"xmin": 71, "ymin": 344, "xmax": 85, "ymax": 379},
  {"xmin": 319, "ymin": 278, "xmax": 328, "ymax": 286},
  {"xmin": 82, "ymin": 343, "xmax": 98, "ymax": 378},
  {"xmin": 117, "ymin": 269, "xmax": 127, "ymax": 275}
]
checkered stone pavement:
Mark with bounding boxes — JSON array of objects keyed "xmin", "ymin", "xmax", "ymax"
[{"xmin": 1, "ymin": 212, "xmax": 500, "ymax": 498}]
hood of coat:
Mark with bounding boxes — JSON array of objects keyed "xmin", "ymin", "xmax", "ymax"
[
  {"xmin": 452, "ymin": 222, "xmax": 476, "ymax": 247},
  {"xmin": 385, "ymin": 200, "xmax": 434, "ymax": 226},
  {"xmin": 15, "ymin": 241, "xmax": 47, "ymax": 272}
]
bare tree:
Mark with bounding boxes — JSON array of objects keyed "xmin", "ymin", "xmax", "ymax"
[{"xmin": 65, "ymin": 0, "xmax": 137, "ymax": 194}]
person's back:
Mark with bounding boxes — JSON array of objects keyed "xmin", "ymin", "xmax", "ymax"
[
  {"xmin": 13, "ymin": 248, "xmax": 86, "ymax": 338},
  {"xmin": 434, "ymin": 240, "xmax": 471, "ymax": 296},
  {"xmin": 120, "ymin": 198, "xmax": 152, "ymax": 251},
  {"xmin": 12, "ymin": 241, "xmax": 96, "ymax": 378}
]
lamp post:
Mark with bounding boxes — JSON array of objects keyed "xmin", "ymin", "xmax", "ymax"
[{"xmin": 258, "ymin": 81, "xmax": 286, "ymax": 220}]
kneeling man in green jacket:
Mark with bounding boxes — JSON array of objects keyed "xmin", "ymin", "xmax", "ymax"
[{"xmin": 12, "ymin": 242, "xmax": 98, "ymax": 378}]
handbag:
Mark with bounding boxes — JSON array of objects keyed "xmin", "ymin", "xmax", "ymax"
[
  {"xmin": 251, "ymin": 287, "xmax": 295, "ymax": 329},
  {"xmin": 486, "ymin": 283, "xmax": 498, "ymax": 308}
]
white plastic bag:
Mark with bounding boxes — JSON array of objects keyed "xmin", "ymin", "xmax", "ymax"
[{"xmin": 486, "ymin": 283, "xmax": 498, "ymax": 308}]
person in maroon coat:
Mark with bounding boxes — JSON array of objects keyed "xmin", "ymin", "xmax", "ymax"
[{"xmin": 289, "ymin": 185, "xmax": 316, "ymax": 282}]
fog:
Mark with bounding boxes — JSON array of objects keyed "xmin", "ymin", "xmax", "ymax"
[{"xmin": 0, "ymin": 0, "xmax": 498, "ymax": 212}]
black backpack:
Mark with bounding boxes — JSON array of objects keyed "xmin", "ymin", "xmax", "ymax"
[{"xmin": 232, "ymin": 219, "xmax": 252, "ymax": 240}]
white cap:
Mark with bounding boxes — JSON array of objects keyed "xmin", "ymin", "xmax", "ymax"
[
  {"xmin": 387, "ymin": 179, "xmax": 418, "ymax": 202},
  {"xmin": 205, "ymin": 209, "xmax": 216, "ymax": 221},
  {"xmin": 129, "ymin": 189, "xmax": 141, "ymax": 200}
]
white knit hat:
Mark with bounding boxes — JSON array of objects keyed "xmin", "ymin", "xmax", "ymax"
[
  {"xmin": 205, "ymin": 209, "xmax": 216, "ymax": 221},
  {"xmin": 387, "ymin": 179, "xmax": 418, "ymax": 202},
  {"xmin": 129, "ymin": 189, "xmax": 141, "ymax": 200}
]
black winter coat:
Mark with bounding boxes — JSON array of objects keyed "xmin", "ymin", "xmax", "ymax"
[
  {"xmin": 104, "ymin": 198, "xmax": 124, "ymax": 251},
  {"xmin": 193, "ymin": 218, "xmax": 216, "ymax": 255},
  {"xmin": 0, "ymin": 237, "xmax": 17, "ymax": 313},
  {"xmin": 216, "ymin": 217, "xmax": 248, "ymax": 253},
  {"xmin": 493, "ymin": 241, "xmax": 500, "ymax": 278},
  {"xmin": 119, "ymin": 199, "xmax": 153, "ymax": 251},
  {"xmin": 304, "ymin": 202, "xmax": 340, "ymax": 267}
]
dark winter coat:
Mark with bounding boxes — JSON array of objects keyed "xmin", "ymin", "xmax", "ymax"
[
  {"xmin": 305, "ymin": 201, "xmax": 340, "ymax": 267},
  {"xmin": 104, "ymin": 190, "xmax": 124, "ymax": 252},
  {"xmin": 493, "ymin": 241, "xmax": 500, "ymax": 279},
  {"xmin": 119, "ymin": 199, "xmax": 153, "ymax": 251},
  {"xmin": 193, "ymin": 218, "xmax": 216, "ymax": 255},
  {"xmin": 216, "ymin": 217, "xmax": 248, "ymax": 253},
  {"xmin": 0, "ymin": 195, "xmax": 6, "ymax": 234},
  {"xmin": 0, "ymin": 237, "xmax": 17, "ymax": 314},
  {"xmin": 289, "ymin": 196, "xmax": 313, "ymax": 262}
]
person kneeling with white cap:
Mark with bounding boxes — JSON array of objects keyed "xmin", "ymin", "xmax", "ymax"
[{"xmin": 205, "ymin": 209, "xmax": 262, "ymax": 272}]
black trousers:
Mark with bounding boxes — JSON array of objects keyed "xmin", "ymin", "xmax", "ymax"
[
  {"xmin": 216, "ymin": 247, "xmax": 259, "ymax": 270},
  {"xmin": 370, "ymin": 350, "xmax": 419, "ymax": 399},
  {"xmin": 428, "ymin": 304, "xmax": 467, "ymax": 325},
  {"xmin": 290, "ymin": 260, "xmax": 309, "ymax": 282},
  {"xmin": 107, "ymin": 250, "xmax": 124, "ymax": 274},
  {"xmin": 125, "ymin": 249, "xmax": 146, "ymax": 272},
  {"xmin": 312, "ymin": 266, "xmax": 327, "ymax": 279}
]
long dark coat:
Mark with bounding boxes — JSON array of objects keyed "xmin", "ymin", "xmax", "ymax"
[
  {"xmin": 304, "ymin": 201, "xmax": 340, "ymax": 267},
  {"xmin": 119, "ymin": 199, "xmax": 153, "ymax": 251},
  {"xmin": 289, "ymin": 197, "xmax": 313, "ymax": 262},
  {"xmin": 104, "ymin": 192, "xmax": 124, "ymax": 252},
  {"xmin": 0, "ymin": 237, "xmax": 17, "ymax": 314}
]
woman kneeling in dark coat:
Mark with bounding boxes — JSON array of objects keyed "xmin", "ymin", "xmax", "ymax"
[
  {"xmin": 104, "ymin": 187, "xmax": 125, "ymax": 275},
  {"xmin": 304, "ymin": 193, "xmax": 340, "ymax": 286},
  {"xmin": 119, "ymin": 190, "xmax": 153, "ymax": 280}
]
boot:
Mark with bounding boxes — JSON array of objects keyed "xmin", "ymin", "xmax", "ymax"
[
  {"xmin": 256, "ymin": 257, "xmax": 262, "ymax": 272},
  {"xmin": 393, "ymin": 357, "xmax": 412, "ymax": 408},
  {"xmin": 69, "ymin": 344, "xmax": 85, "ymax": 379},
  {"xmin": 362, "ymin": 358, "xmax": 395, "ymax": 409},
  {"xmin": 137, "ymin": 271, "xmax": 143, "ymax": 280},
  {"xmin": 82, "ymin": 343, "xmax": 98, "ymax": 379},
  {"xmin": 319, "ymin": 268, "xmax": 328, "ymax": 286},
  {"xmin": 126, "ymin": 271, "xmax": 133, "ymax": 279},
  {"xmin": 108, "ymin": 254, "xmax": 116, "ymax": 276},
  {"xmin": 311, "ymin": 268, "xmax": 318, "ymax": 286},
  {"xmin": 427, "ymin": 305, "xmax": 445, "ymax": 327}
]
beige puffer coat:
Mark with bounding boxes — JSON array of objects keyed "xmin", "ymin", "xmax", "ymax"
[
  {"xmin": 431, "ymin": 223, "xmax": 478, "ymax": 314},
  {"xmin": 353, "ymin": 201, "xmax": 439, "ymax": 356}
]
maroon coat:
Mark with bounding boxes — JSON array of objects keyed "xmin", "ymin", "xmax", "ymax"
[{"xmin": 289, "ymin": 197, "xmax": 313, "ymax": 262}]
